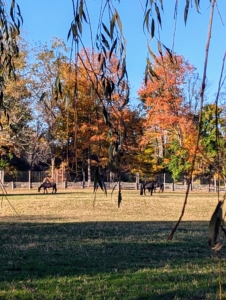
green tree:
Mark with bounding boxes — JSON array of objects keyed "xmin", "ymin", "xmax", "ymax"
[
  {"xmin": 29, "ymin": 38, "xmax": 69, "ymax": 172},
  {"xmin": 199, "ymin": 103, "xmax": 226, "ymax": 180}
]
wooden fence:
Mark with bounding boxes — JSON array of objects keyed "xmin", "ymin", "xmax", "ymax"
[
  {"xmin": 1, "ymin": 180, "xmax": 225, "ymax": 193},
  {"xmin": 0, "ymin": 170, "xmax": 224, "ymax": 192}
]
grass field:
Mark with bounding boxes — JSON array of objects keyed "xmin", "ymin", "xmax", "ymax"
[{"xmin": 0, "ymin": 188, "xmax": 225, "ymax": 299}]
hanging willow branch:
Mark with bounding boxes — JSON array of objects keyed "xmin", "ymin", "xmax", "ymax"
[
  {"xmin": 214, "ymin": 51, "xmax": 226, "ymax": 202},
  {"xmin": 168, "ymin": 0, "xmax": 217, "ymax": 240},
  {"xmin": 68, "ymin": 0, "xmax": 130, "ymax": 205},
  {"xmin": 0, "ymin": 0, "xmax": 22, "ymax": 114}
]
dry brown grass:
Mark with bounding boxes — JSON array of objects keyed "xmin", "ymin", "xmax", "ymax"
[{"xmin": 0, "ymin": 188, "xmax": 223, "ymax": 223}]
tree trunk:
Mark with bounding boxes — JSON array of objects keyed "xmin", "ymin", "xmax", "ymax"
[{"xmin": 51, "ymin": 157, "xmax": 55, "ymax": 180}]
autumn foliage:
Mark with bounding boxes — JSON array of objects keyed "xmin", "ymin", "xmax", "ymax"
[
  {"xmin": 1, "ymin": 38, "xmax": 225, "ymax": 185},
  {"xmin": 138, "ymin": 54, "xmax": 199, "ymax": 180}
]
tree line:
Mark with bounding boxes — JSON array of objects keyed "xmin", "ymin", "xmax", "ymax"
[
  {"xmin": 0, "ymin": 36, "xmax": 225, "ymax": 186},
  {"xmin": 0, "ymin": 0, "xmax": 225, "ymax": 188}
]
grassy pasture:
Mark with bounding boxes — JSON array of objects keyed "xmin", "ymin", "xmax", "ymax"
[{"xmin": 0, "ymin": 188, "xmax": 225, "ymax": 299}]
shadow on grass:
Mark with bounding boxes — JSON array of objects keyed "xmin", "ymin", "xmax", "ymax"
[
  {"xmin": 1, "ymin": 219, "xmax": 223, "ymax": 299},
  {"xmin": 0, "ymin": 220, "xmax": 214, "ymax": 280}
]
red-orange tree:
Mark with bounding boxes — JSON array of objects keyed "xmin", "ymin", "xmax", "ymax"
[{"xmin": 138, "ymin": 54, "xmax": 199, "ymax": 180}]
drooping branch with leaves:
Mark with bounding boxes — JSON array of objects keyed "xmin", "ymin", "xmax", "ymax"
[
  {"xmin": 67, "ymin": 0, "xmax": 131, "ymax": 206},
  {"xmin": 140, "ymin": 0, "xmax": 224, "ymax": 239},
  {"xmin": 0, "ymin": 0, "xmax": 22, "ymax": 113}
]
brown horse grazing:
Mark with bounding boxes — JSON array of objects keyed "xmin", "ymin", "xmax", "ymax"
[{"xmin": 38, "ymin": 182, "xmax": 57, "ymax": 194}]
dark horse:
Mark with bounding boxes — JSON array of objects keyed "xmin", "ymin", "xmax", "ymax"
[
  {"xmin": 38, "ymin": 182, "xmax": 57, "ymax": 194},
  {"xmin": 145, "ymin": 181, "xmax": 156, "ymax": 195},
  {"xmin": 140, "ymin": 181, "xmax": 156, "ymax": 196},
  {"xmin": 157, "ymin": 182, "xmax": 164, "ymax": 193}
]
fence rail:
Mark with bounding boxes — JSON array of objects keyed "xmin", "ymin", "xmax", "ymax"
[
  {"xmin": 1, "ymin": 180, "xmax": 225, "ymax": 193},
  {"xmin": 0, "ymin": 170, "xmax": 224, "ymax": 192}
]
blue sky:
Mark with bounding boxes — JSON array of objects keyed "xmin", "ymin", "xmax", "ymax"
[{"xmin": 18, "ymin": 0, "xmax": 226, "ymax": 105}]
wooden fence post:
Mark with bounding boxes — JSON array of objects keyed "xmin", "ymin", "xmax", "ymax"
[
  {"xmin": 87, "ymin": 160, "xmax": 91, "ymax": 187},
  {"xmin": 62, "ymin": 163, "xmax": 64, "ymax": 188},
  {"xmin": 136, "ymin": 172, "xmax": 139, "ymax": 190},
  {"xmin": 0, "ymin": 170, "xmax": 4, "ymax": 185},
  {"xmin": 163, "ymin": 173, "xmax": 165, "ymax": 189},
  {"xmin": 28, "ymin": 170, "xmax": 31, "ymax": 190},
  {"xmin": 82, "ymin": 170, "xmax": 85, "ymax": 189}
]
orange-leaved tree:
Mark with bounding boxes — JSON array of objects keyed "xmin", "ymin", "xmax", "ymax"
[
  {"xmin": 138, "ymin": 53, "xmax": 199, "ymax": 181},
  {"xmin": 57, "ymin": 48, "xmax": 135, "ymax": 188}
]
